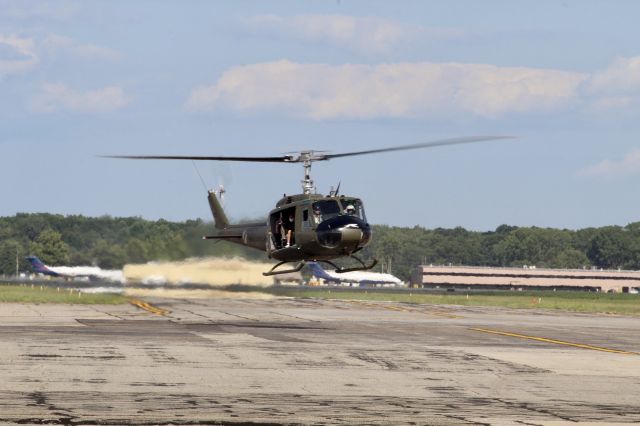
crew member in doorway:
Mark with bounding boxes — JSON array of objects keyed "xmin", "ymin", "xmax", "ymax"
[
  {"xmin": 275, "ymin": 213, "xmax": 286, "ymax": 248},
  {"xmin": 286, "ymin": 213, "xmax": 295, "ymax": 247}
]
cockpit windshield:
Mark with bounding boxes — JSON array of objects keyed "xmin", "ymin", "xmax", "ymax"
[
  {"xmin": 311, "ymin": 200, "xmax": 341, "ymax": 224},
  {"xmin": 310, "ymin": 198, "xmax": 367, "ymax": 224},
  {"xmin": 340, "ymin": 198, "xmax": 366, "ymax": 221}
]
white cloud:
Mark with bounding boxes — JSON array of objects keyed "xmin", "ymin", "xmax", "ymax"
[
  {"xmin": 30, "ymin": 83, "xmax": 131, "ymax": 114},
  {"xmin": 186, "ymin": 60, "xmax": 586, "ymax": 120},
  {"xmin": 578, "ymin": 149, "xmax": 640, "ymax": 178},
  {"xmin": 586, "ymin": 56, "xmax": 640, "ymax": 95},
  {"xmin": 0, "ymin": 32, "xmax": 121, "ymax": 79},
  {"xmin": 41, "ymin": 34, "xmax": 122, "ymax": 61},
  {"xmin": 0, "ymin": 35, "xmax": 38, "ymax": 75},
  {"xmin": 244, "ymin": 14, "xmax": 462, "ymax": 55},
  {"xmin": 586, "ymin": 95, "xmax": 635, "ymax": 112}
]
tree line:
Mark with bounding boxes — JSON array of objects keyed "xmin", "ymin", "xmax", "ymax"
[
  {"xmin": 362, "ymin": 224, "xmax": 640, "ymax": 280},
  {"xmin": 0, "ymin": 213, "xmax": 263, "ymax": 276},
  {"xmin": 1, "ymin": 213, "xmax": 639, "ymax": 281}
]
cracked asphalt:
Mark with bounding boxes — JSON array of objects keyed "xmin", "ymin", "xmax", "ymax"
[{"xmin": 0, "ymin": 295, "xmax": 639, "ymax": 425}]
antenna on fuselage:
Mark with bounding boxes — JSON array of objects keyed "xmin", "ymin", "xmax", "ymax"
[{"xmin": 329, "ymin": 181, "xmax": 341, "ymax": 197}]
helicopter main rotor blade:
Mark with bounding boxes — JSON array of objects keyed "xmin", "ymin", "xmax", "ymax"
[
  {"xmin": 322, "ymin": 135, "xmax": 514, "ymax": 160},
  {"xmin": 102, "ymin": 135, "xmax": 514, "ymax": 164},
  {"xmin": 100, "ymin": 154, "xmax": 292, "ymax": 163}
]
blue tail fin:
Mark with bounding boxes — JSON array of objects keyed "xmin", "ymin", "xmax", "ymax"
[
  {"xmin": 306, "ymin": 262, "xmax": 333, "ymax": 280},
  {"xmin": 26, "ymin": 256, "xmax": 57, "ymax": 276}
]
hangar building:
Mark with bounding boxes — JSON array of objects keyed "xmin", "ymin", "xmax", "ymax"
[{"xmin": 411, "ymin": 265, "xmax": 640, "ymax": 292}]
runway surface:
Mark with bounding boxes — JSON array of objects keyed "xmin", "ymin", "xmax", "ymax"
[{"xmin": 0, "ymin": 294, "xmax": 639, "ymax": 425}]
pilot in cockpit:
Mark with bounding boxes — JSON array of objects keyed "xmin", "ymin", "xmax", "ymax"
[{"xmin": 313, "ymin": 205, "xmax": 323, "ymax": 223}]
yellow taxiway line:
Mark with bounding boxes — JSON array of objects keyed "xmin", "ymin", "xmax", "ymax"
[
  {"xmin": 130, "ymin": 299, "xmax": 169, "ymax": 316},
  {"xmin": 469, "ymin": 327, "xmax": 638, "ymax": 355}
]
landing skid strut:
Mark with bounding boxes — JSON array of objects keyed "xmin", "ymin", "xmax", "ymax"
[
  {"xmin": 262, "ymin": 255, "xmax": 377, "ymax": 276},
  {"xmin": 321, "ymin": 255, "xmax": 378, "ymax": 274},
  {"xmin": 262, "ymin": 261, "xmax": 306, "ymax": 276}
]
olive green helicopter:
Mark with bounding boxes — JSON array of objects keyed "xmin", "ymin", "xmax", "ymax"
[{"xmin": 105, "ymin": 136, "xmax": 510, "ymax": 276}]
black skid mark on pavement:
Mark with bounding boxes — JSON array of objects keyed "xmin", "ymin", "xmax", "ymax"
[{"xmin": 23, "ymin": 391, "xmax": 76, "ymax": 425}]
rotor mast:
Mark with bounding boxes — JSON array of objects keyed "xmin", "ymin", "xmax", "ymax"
[{"xmin": 299, "ymin": 151, "xmax": 316, "ymax": 194}]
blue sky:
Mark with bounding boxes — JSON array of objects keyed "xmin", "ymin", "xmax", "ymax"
[{"xmin": 1, "ymin": 0, "xmax": 639, "ymax": 230}]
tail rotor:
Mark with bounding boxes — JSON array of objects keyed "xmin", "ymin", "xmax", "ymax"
[{"xmin": 217, "ymin": 183, "xmax": 226, "ymax": 207}]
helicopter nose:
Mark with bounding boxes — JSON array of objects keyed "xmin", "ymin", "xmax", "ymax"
[{"xmin": 316, "ymin": 216, "xmax": 371, "ymax": 250}]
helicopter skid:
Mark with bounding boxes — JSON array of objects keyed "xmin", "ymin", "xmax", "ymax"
[
  {"xmin": 262, "ymin": 260, "xmax": 306, "ymax": 276},
  {"xmin": 321, "ymin": 256, "xmax": 378, "ymax": 274}
]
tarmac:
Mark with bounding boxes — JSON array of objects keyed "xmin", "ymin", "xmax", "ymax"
[{"xmin": 0, "ymin": 293, "xmax": 639, "ymax": 425}]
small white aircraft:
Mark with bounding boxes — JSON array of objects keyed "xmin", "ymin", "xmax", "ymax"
[
  {"xmin": 26, "ymin": 256, "xmax": 125, "ymax": 283},
  {"xmin": 307, "ymin": 262, "xmax": 403, "ymax": 286}
]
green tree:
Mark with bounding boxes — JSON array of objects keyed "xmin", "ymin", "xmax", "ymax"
[
  {"xmin": 0, "ymin": 239, "xmax": 22, "ymax": 276},
  {"xmin": 587, "ymin": 227, "xmax": 633, "ymax": 269},
  {"xmin": 125, "ymin": 238, "xmax": 150, "ymax": 264},
  {"xmin": 555, "ymin": 248, "xmax": 590, "ymax": 269},
  {"xmin": 90, "ymin": 240, "xmax": 127, "ymax": 269},
  {"xmin": 28, "ymin": 228, "xmax": 71, "ymax": 265}
]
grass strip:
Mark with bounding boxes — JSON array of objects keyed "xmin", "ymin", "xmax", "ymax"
[
  {"xmin": 0, "ymin": 284, "xmax": 129, "ymax": 304},
  {"xmin": 259, "ymin": 287, "xmax": 640, "ymax": 316}
]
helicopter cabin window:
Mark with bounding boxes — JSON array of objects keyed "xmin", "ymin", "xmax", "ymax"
[
  {"xmin": 340, "ymin": 199, "xmax": 366, "ymax": 221},
  {"xmin": 311, "ymin": 200, "xmax": 341, "ymax": 224},
  {"xmin": 270, "ymin": 207, "xmax": 296, "ymax": 249},
  {"xmin": 302, "ymin": 209, "xmax": 310, "ymax": 229}
]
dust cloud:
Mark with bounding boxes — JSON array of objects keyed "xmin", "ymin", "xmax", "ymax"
[
  {"xmin": 124, "ymin": 288, "xmax": 275, "ymax": 300},
  {"xmin": 123, "ymin": 257, "xmax": 275, "ymax": 286}
]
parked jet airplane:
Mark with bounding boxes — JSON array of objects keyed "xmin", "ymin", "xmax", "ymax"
[
  {"xmin": 26, "ymin": 256, "xmax": 125, "ymax": 283},
  {"xmin": 307, "ymin": 262, "xmax": 403, "ymax": 286}
]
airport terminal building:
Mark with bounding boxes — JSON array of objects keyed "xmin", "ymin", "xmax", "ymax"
[{"xmin": 411, "ymin": 265, "xmax": 640, "ymax": 292}]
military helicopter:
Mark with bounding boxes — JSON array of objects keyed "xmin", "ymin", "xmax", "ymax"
[{"xmin": 105, "ymin": 136, "xmax": 510, "ymax": 275}]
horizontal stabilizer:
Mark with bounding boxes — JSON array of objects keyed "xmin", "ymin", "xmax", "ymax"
[{"xmin": 202, "ymin": 235, "xmax": 242, "ymax": 240}]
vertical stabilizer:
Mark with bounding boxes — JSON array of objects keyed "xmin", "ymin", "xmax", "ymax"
[
  {"xmin": 26, "ymin": 255, "xmax": 60, "ymax": 277},
  {"xmin": 208, "ymin": 190, "xmax": 230, "ymax": 229},
  {"xmin": 307, "ymin": 262, "xmax": 334, "ymax": 281}
]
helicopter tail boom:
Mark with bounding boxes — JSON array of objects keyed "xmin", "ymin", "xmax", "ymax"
[
  {"xmin": 208, "ymin": 190, "xmax": 230, "ymax": 229},
  {"xmin": 205, "ymin": 190, "xmax": 268, "ymax": 252}
]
